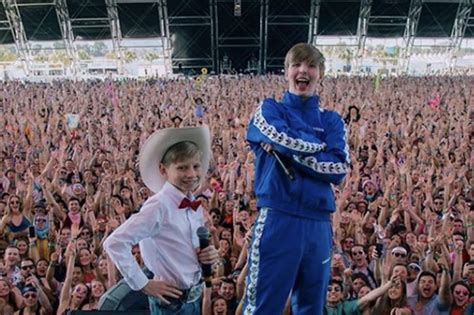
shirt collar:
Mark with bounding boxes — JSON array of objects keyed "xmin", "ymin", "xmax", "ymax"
[
  {"xmin": 282, "ymin": 91, "xmax": 320, "ymax": 109},
  {"xmin": 162, "ymin": 181, "xmax": 195, "ymax": 205}
]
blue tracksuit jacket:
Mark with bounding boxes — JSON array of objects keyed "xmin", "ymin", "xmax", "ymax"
[
  {"xmin": 243, "ymin": 91, "xmax": 350, "ymax": 315},
  {"xmin": 247, "ymin": 91, "xmax": 350, "ymax": 220}
]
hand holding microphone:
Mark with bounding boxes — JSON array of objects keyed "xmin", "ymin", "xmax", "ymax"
[
  {"xmin": 196, "ymin": 227, "xmax": 218, "ymax": 287},
  {"xmin": 260, "ymin": 143, "xmax": 295, "ymax": 181}
]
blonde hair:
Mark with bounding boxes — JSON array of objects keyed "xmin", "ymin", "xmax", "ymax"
[
  {"xmin": 284, "ymin": 43, "xmax": 325, "ymax": 73},
  {"xmin": 160, "ymin": 141, "xmax": 202, "ymax": 167}
]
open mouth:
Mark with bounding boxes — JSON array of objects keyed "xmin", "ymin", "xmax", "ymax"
[
  {"xmin": 422, "ymin": 288, "xmax": 431, "ymax": 295},
  {"xmin": 295, "ymin": 78, "xmax": 309, "ymax": 91},
  {"xmin": 328, "ymin": 293, "xmax": 339, "ymax": 301}
]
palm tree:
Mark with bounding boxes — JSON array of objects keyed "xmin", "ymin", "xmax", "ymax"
[
  {"xmin": 105, "ymin": 51, "xmax": 117, "ymax": 60},
  {"xmin": 123, "ymin": 49, "xmax": 137, "ymax": 63},
  {"xmin": 373, "ymin": 48, "xmax": 389, "ymax": 70},
  {"xmin": 78, "ymin": 49, "xmax": 90, "ymax": 60},
  {"xmin": 33, "ymin": 54, "xmax": 48, "ymax": 63},
  {"xmin": 144, "ymin": 51, "xmax": 160, "ymax": 63},
  {"xmin": 338, "ymin": 48, "xmax": 354, "ymax": 72},
  {"xmin": 0, "ymin": 48, "xmax": 17, "ymax": 62},
  {"xmin": 49, "ymin": 51, "xmax": 71, "ymax": 66}
]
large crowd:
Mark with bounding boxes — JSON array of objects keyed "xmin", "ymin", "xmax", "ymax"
[{"xmin": 0, "ymin": 74, "xmax": 472, "ymax": 315}]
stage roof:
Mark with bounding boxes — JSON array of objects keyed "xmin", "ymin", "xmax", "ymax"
[{"xmin": 0, "ymin": 0, "xmax": 471, "ymax": 72}]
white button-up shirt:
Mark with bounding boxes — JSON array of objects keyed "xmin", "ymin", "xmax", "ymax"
[{"xmin": 103, "ymin": 182, "xmax": 204, "ymax": 291}]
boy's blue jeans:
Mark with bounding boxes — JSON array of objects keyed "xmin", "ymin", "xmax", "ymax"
[
  {"xmin": 148, "ymin": 296, "xmax": 201, "ymax": 315},
  {"xmin": 243, "ymin": 208, "xmax": 333, "ymax": 315},
  {"xmin": 148, "ymin": 282, "xmax": 203, "ymax": 315}
]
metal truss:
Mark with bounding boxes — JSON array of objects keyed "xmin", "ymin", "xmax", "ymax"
[
  {"xmin": 0, "ymin": 16, "xmax": 8, "ymax": 32},
  {"xmin": 398, "ymin": 0, "xmax": 423, "ymax": 74},
  {"xmin": 55, "ymin": 0, "xmax": 78, "ymax": 74},
  {"xmin": 354, "ymin": 0, "xmax": 372, "ymax": 72},
  {"xmin": 2, "ymin": 0, "xmax": 32, "ymax": 75},
  {"xmin": 448, "ymin": 0, "xmax": 472, "ymax": 70},
  {"xmin": 210, "ymin": 0, "xmax": 218, "ymax": 72},
  {"xmin": 308, "ymin": 0, "xmax": 321, "ymax": 45},
  {"xmin": 169, "ymin": 14, "xmax": 213, "ymax": 72},
  {"xmin": 105, "ymin": 0, "xmax": 124, "ymax": 74},
  {"xmin": 259, "ymin": 0, "xmax": 268, "ymax": 73},
  {"xmin": 265, "ymin": 0, "xmax": 309, "ymax": 72},
  {"xmin": 166, "ymin": 0, "xmax": 213, "ymax": 73},
  {"xmin": 157, "ymin": 0, "xmax": 172, "ymax": 75},
  {"xmin": 217, "ymin": 0, "xmax": 261, "ymax": 72}
]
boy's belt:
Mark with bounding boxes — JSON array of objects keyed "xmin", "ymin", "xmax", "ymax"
[{"xmin": 178, "ymin": 281, "xmax": 203, "ymax": 303}]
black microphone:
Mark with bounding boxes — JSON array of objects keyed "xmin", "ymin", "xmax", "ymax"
[
  {"xmin": 196, "ymin": 226, "xmax": 212, "ymax": 287},
  {"xmin": 270, "ymin": 150, "xmax": 295, "ymax": 181}
]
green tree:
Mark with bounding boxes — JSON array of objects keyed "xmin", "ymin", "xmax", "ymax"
[
  {"xmin": 144, "ymin": 51, "xmax": 160, "ymax": 62},
  {"xmin": 105, "ymin": 51, "xmax": 117, "ymax": 59},
  {"xmin": 76, "ymin": 44, "xmax": 91, "ymax": 55},
  {"xmin": 90, "ymin": 42, "xmax": 107, "ymax": 57},
  {"xmin": 373, "ymin": 48, "xmax": 389, "ymax": 69},
  {"xmin": 33, "ymin": 54, "xmax": 48, "ymax": 63},
  {"xmin": 0, "ymin": 48, "xmax": 17, "ymax": 62},
  {"xmin": 78, "ymin": 49, "xmax": 90, "ymax": 60},
  {"xmin": 123, "ymin": 49, "xmax": 137, "ymax": 63},
  {"xmin": 338, "ymin": 48, "xmax": 354, "ymax": 66},
  {"xmin": 49, "ymin": 51, "xmax": 71, "ymax": 66},
  {"xmin": 31, "ymin": 44, "xmax": 42, "ymax": 56},
  {"xmin": 391, "ymin": 47, "xmax": 400, "ymax": 58}
]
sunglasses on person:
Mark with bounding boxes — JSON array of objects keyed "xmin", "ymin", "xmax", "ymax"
[
  {"xmin": 23, "ymin": 293, "xmax": 37, "ymax": 299},
  {"xmin": 10, "ymin": 201, "xmax": 19, "ymax": 205},
  {"xmin": 351, "ymin": 250, "xmax": 364, "ymax": 256},
  {"xmin": 327, "ymin": 286, "xmax": 342, "ymax": 293},
  {"xmin": 21, "ymin": 265, "xmax": 34, "ymax": 271},
  {"xmin": 393, "ymin": 252, "xmax": 407, "ymax": 258},
  {"xmin": 454, "ymin": 290, "xmax": 469, "ymax": 296}
]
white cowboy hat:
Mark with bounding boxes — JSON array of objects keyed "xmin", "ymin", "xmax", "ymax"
[{"xmin": 139, "ymin": 125, "xmax": 211, "ymax": 193}]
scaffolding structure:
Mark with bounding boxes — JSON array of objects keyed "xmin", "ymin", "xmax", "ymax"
[
  {"xmin": 448, "ymin": 0, "xmax": 472, "ymax": 70},
  {"xmin": 2, "ymin": 0, "xmax": 32, "ymax": 75},
  {"xmin": 0, "ymin": 0, "xmax": 470, "ymax": 75}
]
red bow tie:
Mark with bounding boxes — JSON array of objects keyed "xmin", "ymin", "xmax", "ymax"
[{"xmin": 178, "ymin": 198, "xmax": 201, "ymax": 211}]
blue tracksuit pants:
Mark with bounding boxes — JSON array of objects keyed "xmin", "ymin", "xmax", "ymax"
[{"xmin": 243, "ymin": 208, "xmax": 332, "ymax": 315}]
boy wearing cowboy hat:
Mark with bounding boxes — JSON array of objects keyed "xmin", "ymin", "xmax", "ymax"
[{"xmin": 104, "ymin": 125, "xmax": 218, "ymax": 315}]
